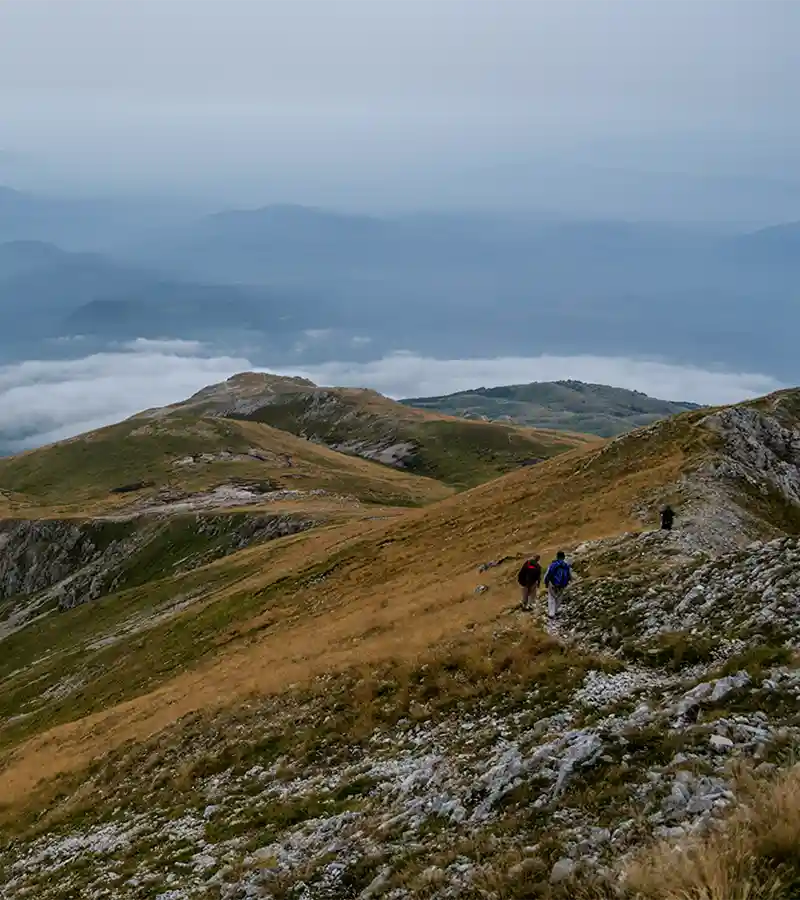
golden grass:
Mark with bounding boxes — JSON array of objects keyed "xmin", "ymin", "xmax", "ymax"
[
  {"xmin": 0, "ymin": 416, "xmax": 454, "ymax": 518},
  {"xmin": 0, "ymin": 409, "xmax": 710, "ymax": 813},
  {"xmin": 621, "ymin": 765, "xmax": 800, "ymax": 900},
  {"xmin": 2, "ymin": 625, "xmax": 601, "ymax": 840}
]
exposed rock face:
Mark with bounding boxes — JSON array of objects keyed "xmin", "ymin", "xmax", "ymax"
[
  {"xmin": 331, "ymin": 439, "xmax": 417, "ymax": 468},
  {"xmin": 699, "ymin": 402, "xmax": 800, "ymax": 506},
  {"xmin": 630, "ymin": 392, "xmax": 800, "ymax": 553},
  {"xmin": 0, "ymin": 519, "xmax": 110, "ymax": 599},
  {"xmin": 0, "ymin": 513, "xmax": 316, "ymax": 633}
]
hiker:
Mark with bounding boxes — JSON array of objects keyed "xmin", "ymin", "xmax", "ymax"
[
  {"xmin": 544, "ymin": 551, "xmax": 571, "ymax": 619},
  {"xmin": 660, "ymin": 505, "xmax": 675, "ymax": 531},
  {"xmin": 517, "ymin": 554, "xmax": 542, "ymax": 611}
]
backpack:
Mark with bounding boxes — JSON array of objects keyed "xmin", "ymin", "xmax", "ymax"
[
  {"xmin": 549, "ymin": 560, "xmax": 571, "ymax": 589},
  {"xmin": 517, "ymin": 561, "xmax": 541, "ymax": 586}
]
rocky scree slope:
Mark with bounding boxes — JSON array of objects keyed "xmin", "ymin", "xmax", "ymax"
[{"xmin": 1, "ymin": 390, "xmax": 800, "ymax": 899}]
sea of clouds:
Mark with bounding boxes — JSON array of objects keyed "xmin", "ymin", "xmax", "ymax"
[{"xmin": 0, "ymin": 338, "xmax": 787, "ymax": 452}]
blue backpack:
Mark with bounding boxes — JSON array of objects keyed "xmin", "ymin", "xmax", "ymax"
[{"xmin": 549, "ymin": 560, "xmax": 571, "ymax": 589}]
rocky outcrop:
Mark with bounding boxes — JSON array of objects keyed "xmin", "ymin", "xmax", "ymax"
[
  {"xmin": 699, "ymin": 401, "xmax": 800, "ymax": 506},
  {"xmin": 0, "ymin": 513, "xmax": 316, "ymax": 633},
  {"xmin": 631, "ymin": 393, "xmax": 800, "ymax": 553},
  {"xmin": 0, "ymin": 519, "xmax": 117, "ymax": 600}
]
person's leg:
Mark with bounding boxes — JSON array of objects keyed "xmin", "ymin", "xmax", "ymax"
[
  {"xmin": 521, "ymin": 586, "xmax": 530, "ymax": 609},
  {"xmin": 547, "ymin": 585, "xmax": 558, "ymax": 618}
]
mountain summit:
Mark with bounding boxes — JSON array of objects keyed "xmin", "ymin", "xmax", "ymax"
[{"xmin": 138, "ymin": 372, "xmax": 595, "ymax": 488}]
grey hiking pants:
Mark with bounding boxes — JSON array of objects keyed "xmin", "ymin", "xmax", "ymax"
[{"xmin": 547, "ymin": 585, "xmax": 566, "ymax": 618}]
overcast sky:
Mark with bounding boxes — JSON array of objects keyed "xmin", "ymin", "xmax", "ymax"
[{"xmin": 2, "ymin": 1, "xmax": 799, "ymax": 203}]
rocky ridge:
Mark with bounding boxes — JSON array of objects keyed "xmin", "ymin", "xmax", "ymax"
[{"xmin": 2, "ymin": 389, "xmax": 800, "ymax": 899}]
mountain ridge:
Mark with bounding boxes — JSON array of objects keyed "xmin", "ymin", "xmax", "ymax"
[
  {"xmin": 401, "ymin": 378, "xmax": 702, "ymax": 437},
  {"xmin": 137, "ymin": 371, "xmax": 597, "ymax": 488},
  {"xmin": 0, "ymin": 384, "xmax": 798, "ymax": 899}
]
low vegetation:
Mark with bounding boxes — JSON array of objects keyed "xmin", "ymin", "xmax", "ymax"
[
  {"xmin": 0, "ymin": 414, "xmax": 453, "ymax": 516},
  {"xmin": 618, "ymin": 765, "xmax": 800, "ymax": 900},
  {"xmin": 401, "ymin": 379, "xmax": 700, "ymax": 438}
]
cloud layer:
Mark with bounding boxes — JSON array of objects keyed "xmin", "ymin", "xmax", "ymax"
[
  {"xmin": 288, "ymin": 353, "xmax": 785, "ymax": 405},
  {"xmin": 0, "ymin": 345, "xmax": 786, "ymax": 453}
]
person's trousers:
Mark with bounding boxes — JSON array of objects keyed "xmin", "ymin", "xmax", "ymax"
[
  {"xmin": 521, "ymin": 585, "xmax": 539, "ymax": 609},
  {"xmin": 547, "ymin": 585, "xmax": 565, "ymax": 618}
]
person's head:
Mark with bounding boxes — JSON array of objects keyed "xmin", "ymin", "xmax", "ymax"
[
  {"xmin": 556, "ymin": 550, "xmax": 565, "ymax": 560},
  {"xmin": 532, "ymin": 554, "xmax": 540, "ymax": 562}
]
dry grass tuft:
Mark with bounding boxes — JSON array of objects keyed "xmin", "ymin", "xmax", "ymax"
[{"xmin": 620, "ymin": 765, "xmax": 800, "ymax": 900}]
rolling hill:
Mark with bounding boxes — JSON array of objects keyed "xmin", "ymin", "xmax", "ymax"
[
  {"xmin": 0, "ymin": 408, "xmax": 453, "ymax": 519},
  {"xmin": 401, "ymin": 379, "xmax": 701, "ymax": 437},
  {"xmin": 141, "ymin": 371, "xmax": 597, "ymax": 488},
  {"xmin": 0, "ymin": 386, "xmax": 798, "ymax": 899}
]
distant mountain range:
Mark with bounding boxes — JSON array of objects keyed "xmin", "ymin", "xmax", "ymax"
[
  {"xmin": 401, "ymin": 380, "xmax": 702, "ymax": 437},
  {"xmin": 1, "ymin": 191, "xmax": 800, "ymax": 380},
  {"xmin": 0, "ymin": 239, "xmax": 314, "ymax": 345}
]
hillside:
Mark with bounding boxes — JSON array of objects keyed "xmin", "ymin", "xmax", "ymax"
[
  {"xmin": 0, "ymin": 410, "xmax": 453, "ymax": 519},
  {"xmin": 142, "ymin": 372, "xmax": 596, "ymax": 488},
  {"xmin": 0, "ymin": 388, "xmax": 799, "ymax": 899},
  {"xmin": 402, "ymin": 379, "xmax": 701, "ymax": 437}
]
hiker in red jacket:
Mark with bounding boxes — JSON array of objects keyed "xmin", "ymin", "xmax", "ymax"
[{"xmin": 517, "ymin": 554, "xmax": 542, "ymax": 611}]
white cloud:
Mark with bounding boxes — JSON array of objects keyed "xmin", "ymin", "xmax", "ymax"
[
  {"xmin": 302, "ymin": 329, "xmax": 333, "ymax": 341},
  {"xmin": 0, "ymin": 346, "xmax": 786, "ymax": 453},
  {"xmin": 280, "ymin": 353, "xmax": 786, "ymax": 405},
  {"xmin": 121, "ymin": 338, "xmax": 207, "ymax": 355},
  {"xmin": 0, "ymin": 348, "xmax": 252, "ymax": 451}
]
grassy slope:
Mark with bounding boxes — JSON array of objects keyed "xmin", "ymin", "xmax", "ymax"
[
  {"xmin": 143, "ymin": 372, "xmax": 597, "ymax": 488},
  {"xmin": 401, "ymin": 379, "xmax": 701, "ymax": 437},
  {"xmin": 235, "ymin": 385, "xmax": 596, "ymax": 487},
  {"xmin": 0, "ymin": 406, "xmax": 716, "ymax": 809},
  {"xmin": 0, "ymin": 415, "xmax": 453, "ymax": 517}
]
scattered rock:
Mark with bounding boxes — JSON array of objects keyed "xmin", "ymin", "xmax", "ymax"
[
  {"xmin": 709, "ymin": 735, "xmax": 734, "ymax": 753},
  {"xmin": 550, "ymin": 857, "xmax": 576, "ymax": 883}
]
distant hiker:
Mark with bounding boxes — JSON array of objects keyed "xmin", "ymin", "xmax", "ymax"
[
  {"xmin": 544, "ymin": 551, "xmax": 571, "ymax": 619},
  {"xmin": 660, "ymin": 505, "xmax": 675, "ymax": 531},
  {"xmin": 517, "ymin": 554, "xmax": 542, "ymax": 611}
]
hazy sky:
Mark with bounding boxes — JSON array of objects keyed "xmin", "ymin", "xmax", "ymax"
[{"xmin": 2, "ymin": 0, "xmax": 799, "ymax": 203}]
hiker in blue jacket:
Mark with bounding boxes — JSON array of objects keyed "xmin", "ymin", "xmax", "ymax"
[{"xmin": 544, "ymin": 551, "xmax": 571, "ymax": 620}]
